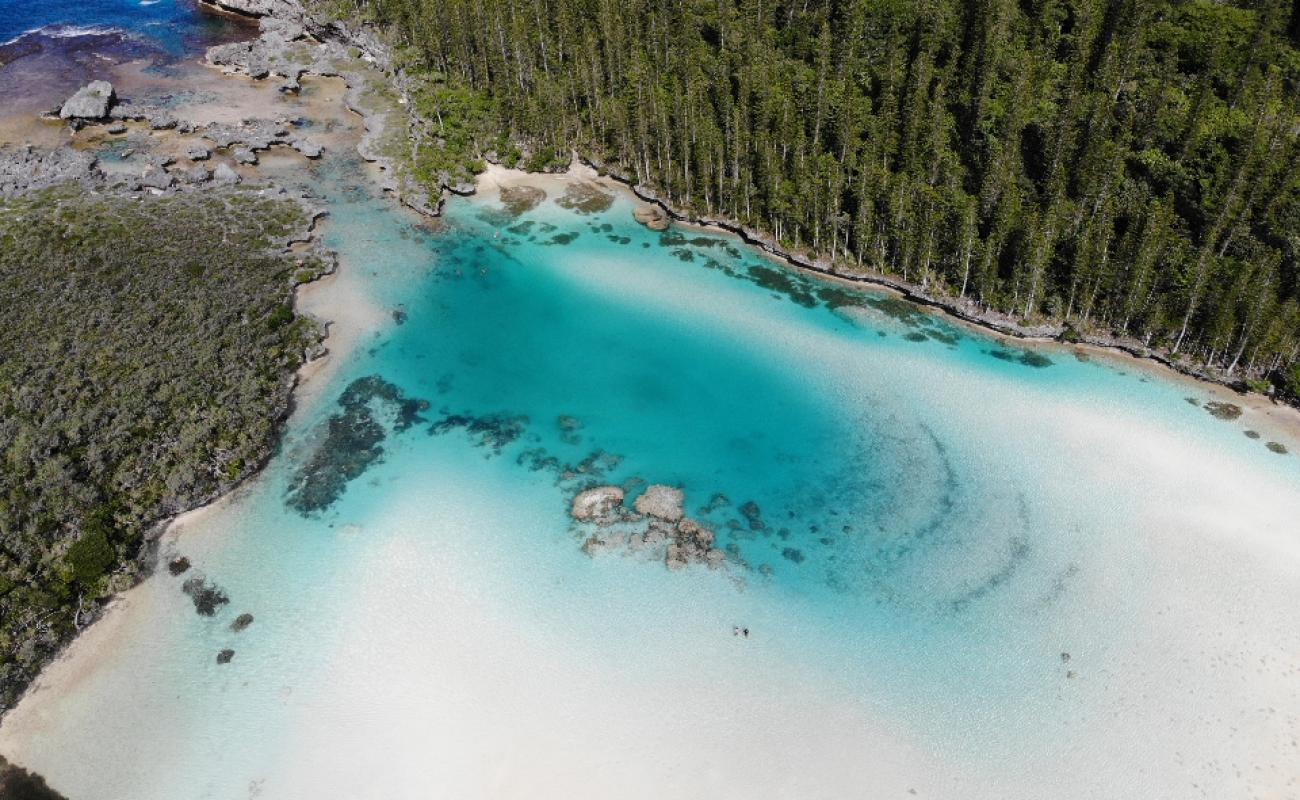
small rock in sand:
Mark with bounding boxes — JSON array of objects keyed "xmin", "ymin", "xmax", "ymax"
[
  {"xmin": 187, "ymin": 144, "xmax": 211, "ymax": 161},
  {"xmin": 106, "ymin": 122, "xmax": 127, "ymax": 134},
  {"xmin": 233, "ymin": 147, "xmax": 258, "ymax": 165},
  {"xmin": 230, "ymin": 613, "xmax": 255, "ymax": 632},
  {"xmin": 217, "ymin": 649, "xmax": 235, "ymax": 664}
]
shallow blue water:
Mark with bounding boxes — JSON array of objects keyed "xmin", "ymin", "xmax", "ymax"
[{"xmin": 5, "ymin": 154, "xmax": 1299, "ymax": 799}]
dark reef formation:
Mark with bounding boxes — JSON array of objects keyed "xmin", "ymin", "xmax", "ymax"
[{"xmin": 285, "ymin": 376, "xmax": 430, "ymax": 515}]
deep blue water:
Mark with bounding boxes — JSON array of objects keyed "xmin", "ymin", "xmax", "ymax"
[{"xmin": 0, "ymin": 0, "xmax": 247, "ymax": 63}]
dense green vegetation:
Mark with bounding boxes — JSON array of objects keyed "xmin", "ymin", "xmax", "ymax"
[
  {"xmin": 349, "ymin": 0, "xmax": 1300, "ymax": 392},
  {"xmin": 0, "ymin": 186, "xmax": 328, "ymax": 711}
]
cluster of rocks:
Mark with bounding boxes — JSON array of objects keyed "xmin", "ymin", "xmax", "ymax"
[
  {"xmin": 52, "ymin": 79, "xmax": 196, "ymax": 132},
  {"xmin": 42, "ymin": 75, "xmax": 326, "ymax": 196},
  {"xmin": 574, "ymin": 483, "xmax": 726, "ymax": 570},
  {"xmin": 201, "ymin": 117, "xmax": 323, "ymax": 160},
  {"xmin": 0, "ymin": 146, "xmax": 101, "ymax": 197},
  {"xmin": 204, "ymin": 3, "xmax": 440, "ymax": 215},
  {"xmin": 170, "ymin": 552, "xmax": 256, "ymax": 665}
]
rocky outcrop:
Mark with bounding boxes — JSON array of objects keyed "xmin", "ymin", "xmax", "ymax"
[
  {"xmin": 633, "ymin": 205, "xmax": 670, "ymax": 231},
  {"xmin": 199, "ymin": 0, "xmax": 306, "ymax": 21},
  {"xmin": 204, "ymin": 5, "xmax": 440, "ymax": 215},
  {"xmin": 571, "ymin": 486, "xmax": 625, "ymax": 523},
  {"xmin": 0, "ymin": 146, "xmax": 100, "ymax": 197},
  {"xmin": 59, "ymin": 80, "xmax": 116, "ymax": 121},
  {"xmin": 574, "ymin": 484, "xmax": 726, "ymax": 570},
  {"xmin": 634, "ymin": 484, "xmax": 684, "ymax": 522}
]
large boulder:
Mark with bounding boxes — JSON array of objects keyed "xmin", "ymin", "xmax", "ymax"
[{"xmin": 59, "ymin": 81, "xmax": 116, "ymax": 121}]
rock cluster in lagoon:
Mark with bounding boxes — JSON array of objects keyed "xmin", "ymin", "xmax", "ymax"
[{"xmin": 576, "ymin": 484, "xmax": 726, "ymax": 570}]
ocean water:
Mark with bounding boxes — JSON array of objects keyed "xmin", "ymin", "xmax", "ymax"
[
  {"xmin": 0, "ymin": 0, "xmax": 242, "ymax": 53},
  {"xmin": 4, "ymin": 155, "xmax": 1298, "ymax": 799}
]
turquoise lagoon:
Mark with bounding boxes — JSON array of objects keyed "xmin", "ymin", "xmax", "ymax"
[{"xmin": 5, "ymin": 158, "xmax": 1300, "ymax": 799}]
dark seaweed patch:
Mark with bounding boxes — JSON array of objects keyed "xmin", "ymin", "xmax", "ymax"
[
  {"xmin": 1244, "ymin": 430, "xmax": 1261, "ymax": 439},
  {"xmin": 673, "ymin": 248, "xmax": 695, "ymax": 262},
  {"xmin": 499, "ymin": 185, "xmax": 546, "ymax": 216},
  {"xmin": 816, "ymin": 286, "xmax": 864, "ymax": 309},
  {"xmin": 430, "ymin": 412, "xmax": 529, "ymax": 454},
  {"xmin": 781, "ymin": 547, "xmax": 805, "ymax": 563},
  {"xmin": 286, "ymin": 376, "xmax": 430, "ymax": 515},
  {"xmin": 904, "ymin": 331, "xmax": 929, "ymax": 342},
  {"xmin": 864, "ymin": 295, "xmax": 930, "ymax": 326},
  {"xmin": 546, "ymin": 231, "xmax": 580, "ymax": 246},
  {"xmin": 988, "ymin": 348, "xmax": 1053, "ymax": 368},
  {"xmin": 181, "ymin": 577, "xmax": 229, "ymax": 616},
  {"xmin": 746, "ymin": 265, "xmax": 818, "ymax": 307},
  {"xmin": 1266, "ymin": 441, "xmax": 1289, "ymax": 454},
  {"xmin": 739, "ymin": 500, "xmax": 766, "ymax": 531},
  {"xmin": 558, "ymin": 415, "xmax": 583, "ymax": 445},
  {"xmin": 508, "ymin": 220, "xmax": 535, "ymax": 235},
  {"xmin": 555, "ymin": 182, "xmax": 614, "ymax": 214},
  {"xmin": 1204, "ymin": 401, "xmax": 1242, "ymax": 420}
]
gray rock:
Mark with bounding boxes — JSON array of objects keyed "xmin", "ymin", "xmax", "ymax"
[
  {"xmin": 187, "ymin": 144, "xmax": 211, "ymax": 161},
  {"xmin": 200, "ymin": 0, "xmax": 306, "ymax": 19},
  {"xmin": 216, "ymin": 649, "xmax": 235, "ymax": 664},
  {"xmin": 230, "ymin": 613, "xmax": 255, "ymax": 632},
  {"xmin": 290, "ymin": 137, "xmax": 322, "ymax": 158},
  {"xmin": 59, "ymin": 81, "xmax": 116, "ymax": 120},
  {"xmin": 0, "ymin": 146, "xmax": 101, "ymax": 197},
  {"xmin": 213, "ymin": 162, "xmax": 241, "ymax": 184},
  {"xmin": 139, "ymin": 165, "xmax": 174, "ymax": 190},
  {"xmin": 259, "ymin": 16, "xmax": 305, "ymax": 40},
  {"xmin": 233, "ymin": 147, "xmax": 258, "ymax": 165},
  {"xmin": 183, "ymin": 165, "xmax": 211, "ymax": 184},
  {"xmin": 107, "ymin": 123, "xmax": 127, "ymax": 134},
  {"xmin": 147, "ymin": 112, "xmax": 178, "ymax": 131}
]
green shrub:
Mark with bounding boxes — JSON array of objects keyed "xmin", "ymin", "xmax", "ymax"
[{"xmin": 66, "ymin": 531, "xmax": 114, "ymax": 585}]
